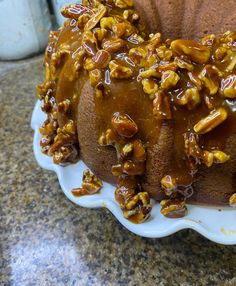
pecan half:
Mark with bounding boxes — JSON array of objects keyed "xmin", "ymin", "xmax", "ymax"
[
  {"xmin": 160, "ymin": 198, "xmax": 187, "ymax": 218},
  {"xmin": 72, "ymin": 169, "xmax": 103, "ymax": 196},
  {"xmin": 160, "ymin": 70, "xmax": 180, "ymax": 90},
  {"xmin": 176, "ymin": 88, "xmax": 201, "ymax": 110},
  {"xmin": 111, "ymin": 112, "xmax": 138, "ymax": 138},
  {"xmin": 171, "ymin": 39, "xmax": 211, "ymax": 64},
  {"xmin": 109, "ymin": 60, "xmax": 134, "ymax": 79},
  {"xmin": 193, "ymin": 108, "xmax": 228, "ymax": 134}
]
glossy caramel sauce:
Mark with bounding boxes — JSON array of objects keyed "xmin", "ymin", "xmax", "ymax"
[{"xmin": 37, "ymin": 0, "xmax": 236, "ymax": 220}]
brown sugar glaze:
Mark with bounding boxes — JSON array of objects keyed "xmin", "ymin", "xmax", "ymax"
[{"xmin": 37, "ymin": 0, "xmax": 236, "ymax": 222}]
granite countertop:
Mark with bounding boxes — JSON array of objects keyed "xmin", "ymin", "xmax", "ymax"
[{"xmin": 1, "ymin": 57, "xmax": 236, "ymax": 286}]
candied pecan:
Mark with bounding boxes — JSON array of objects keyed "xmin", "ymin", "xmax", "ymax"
[
  {"xmin": 40, "ymin": 135, "xmax": 53, "ymax": 148},
  {"xmin": 114, "ymin": 0, "xmax": 133, "ymax": 8},
  {"xmin": 127, "ymin": 33, "xmax": 144, "ymax": 45},
  {"xmin": 112, "ymin": 164, "xmax": 123, "ymax": 176},
  {"xmin": 125, "ymin": 192, "xmax": 150, "ymax": 210},
  {"xmin": 92, "ymin": 49, "xmax": 111, "ymax": 69},
  {"xmin": 123, "ymin": 160, "xmax": 145, "ymax": 176},
  {"xmin": 153, "ymin": 91, "xmax": 172, "ymax": 120},
  {"xmin": 82, "ymin": 31, "xmax": 98, "ymax": 56},
  {"xmin": 111, "ymin": 112, "xmax": 138, "ymax": 138},
  {"xmin": 145, "ymin": 53, "xmax": 159, "ymax": 68},
  {"xmin": 199, "ymin": 65, "xmax": 220, "ymax": 95},
  {"xmin": 156, "ymin": 45, "xmax": 173, "ymax": 61},
  {"xmin": 37, "ymin": 80, "xmax": 54, "ymax": 100},
  {"xmin": 221, "ymin": 74, "xmax": 236, "ymax": 98},
  {"xmin": 133, "ymin": 139, "xmax": 146, "ymax": 162},
  {"xmin": 174, "ymin": 57, "xmax": 194, "ymax": 71},
  {"xmin": 188, "ymin": 71, "xmax": 202, "ymax": 91},
  {"xmin": 171, "ymin": 39, "xmax": 211, "ymax": 64},
  {"xmin": 226, "ymin": 55, "xmax": 236, "ymax": 72},
  {"xmin": 176, "ymin": 88, "xmax": 201, "ymax": 110},
  {"xmin": 103, "ymin": 38, "xmax": 126, "ymax": 52},
  {"xmin": 114, "ymin": 22, "xmax": 136, "ymax": 37},
  {"xmin": 129, "ymin": 47, "xmax": 147, "ymax": 66},
  {"xmin": 72, "ymin": 169, "xmax": 103, "ymax": 196},
  {"xmin": 193, "ymin": 108, "xmax": 228, "ymax": 134},
  {"xmin": 115, "ymin": 186, "xmax": 135, "ymax": 208},
  {"xmin": 58, "ymin": 99, "xmax": 71, "ymax": 113},
  {"xmin": 98, "ymin": 129, "xmax": 117, "ymax": 145},
  {"xmin": 229, "ymin": 193, "xmax": 236, "ymax": 207},
  {"xmin": 93, "ymin": 28, "xmax": 108, "ymax": 43},
  {"xmin": 161, "ymin": 70, "xmax": 180, "ymax": 90},
  {"xmin": 61, "ymin": 4, "xmax": 93, "ymax": 19},
  {"xmin": 161, "ymin": 175, "xmax": 177, "ymax": 197},
  {"xmin": 214, "ymin": 46, "xmax": 228, "ymax": 61},
  {"xmin": 212, "ymin": 150, "xmax": 230, "ymax": 164},
  {"xmin": 100, "ymin": 17, "xmax": 117, "ymax": 30},
  {"xmin": 77, "ymin": 14, "xmax": 91, "ymax": 28},
  {"xmin": 121, "ymin": 142, "xmax": 133, "ymax": 158},
  {"xmin": 160, "ymin": 198, "xmax": 187, "ymax": 218},
  {"xmin": 201, "ymin": 34, "xmax": 216, "ymax": 46},
  {"xmin": 109, "ymin": 60, "xmax": 134, "ymax": 79},
  {"xmin": 202, "ymin": 151, "xmax": 214, "ymax": 167},
  {"xmin": 84, "ymin": 58, "xmax": 96, "ymax": 70},
  {"xmin": 123, "ymin": 9, "xmax": 139, "ymax": 22},
  {"xmin": 53, "ymin": 145, "xmax": 77, "ymax": 164},
  {"xmin": 39, "ymin": 119, "xmax": 57, "ymax": 136},
  {"xmin": 84, "ymin": 4, "xmax": 108, "ymax": 30},
  {"xmin": 140, "ymin": 68, "xmax": 160, "ymax": 78},
  {"xmin": 123, "ymin": 205, "xmax": 152, "ymax": 222},
  {"xmin": 148, "ymin": 33, "xmax": 162, "ymax": 51},
  {"xmin": 89, "ymin": 69, "xmax": 102, "ymax": 86},
  {"xmin": 142, "ymin": 78, "xmax": 158, "ymax": 95}
]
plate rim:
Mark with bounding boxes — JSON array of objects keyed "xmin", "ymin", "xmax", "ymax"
[{"xmin": 31, "ymin": 100, "xmax": 236, "ymax": 245}]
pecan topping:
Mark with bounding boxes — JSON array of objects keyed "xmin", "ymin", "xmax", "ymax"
[
  {"xmin": 142, "ymin": 78, "xmax": 158, "ymax": 95},
  {"xmin": 111, "ymin": 112, "xmax": 138, "ymax": 138},
  {"xmin": 176, "ymin": 88, "xmax": 201, "ymax": 110},
  {"xmin": 161, "ymin": 175, "xmax": 177, "ymax": 197},
  {"xmin": 103, "ymin": 38, "xmax": 126, "ymax": 52},
  {"xmin": 109, "ymin": 60, "xmax": 134, "ymax": 79},
  {"xmin": 161, "ymin": 70, "xmax": 180, "ymax": 90},
  {"xmin": 115, "ymin": 0, "xmax": 133, "ymax": 8},
  {"xmin": 92, "ymin": 49, "xmax": 111, "ymax": 69},
  {"xmin": 171, "ymin": 39, "xmax": 211, "ymax": 64},
  {"xmin": 160, "ymin": 198, "xmax": 187, "ymax": 218},
  {"xmin": 84, "ymin": 4, "xmax": 107, "ymax": 31},
  {"xmin": 229, "ymin": 193, "xmax": 236, "ymax": 207},
  {"xmin": 193, "ymin": 108, "xmax": 228, "ymax": 134},
  {"xmin": 221, "ymin": 74, "xmax": 236, "ymax": 98},
  {"xmin": 199, "ymin": 65, "xmax": 220, "ymax": 95},
  {"xmin": 61, "ymin": 4, "xmax": 93, "ymax": 19},
  {"xmin": 72, "ymin": 169, "xmax": 103, "ymax": 196}
]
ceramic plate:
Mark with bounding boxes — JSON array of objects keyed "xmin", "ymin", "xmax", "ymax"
[{"xmin": 31, "ymin": 100, "xmax": 236, "ymax": 245}]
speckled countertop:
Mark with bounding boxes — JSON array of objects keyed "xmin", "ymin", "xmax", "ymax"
[{"xmin": 1, "ymin": 57, "xmax": 236, "ymax": 286}]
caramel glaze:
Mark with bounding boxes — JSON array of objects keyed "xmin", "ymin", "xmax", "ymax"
[{"xmin": 37, "ymin": 0, "xmax": 236, "ymax": 221}]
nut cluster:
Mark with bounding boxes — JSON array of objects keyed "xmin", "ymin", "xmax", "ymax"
[
  {"xmin": 99, "ymin": 112, "xmax": 152, "ymax": 223},
  {"xmin": 72, "ymin": 169, "xmax": 103, "ymax": 196}
]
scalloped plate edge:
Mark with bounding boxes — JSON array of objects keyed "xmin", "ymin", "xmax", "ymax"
[{"xmin": 31, "ymin": 100, "xmax": 236, "ymax": 245}]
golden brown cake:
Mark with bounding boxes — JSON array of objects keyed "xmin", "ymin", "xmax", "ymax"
[{"xmin": 37, "ymin": 0, "xmax": 236, "ymax": 222}]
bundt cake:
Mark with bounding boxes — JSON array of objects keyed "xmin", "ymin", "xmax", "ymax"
[{"xmin": 37, "ymin": 0, "xmax": 236, "ymax": 223}]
